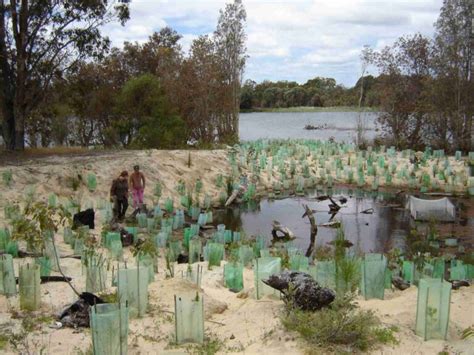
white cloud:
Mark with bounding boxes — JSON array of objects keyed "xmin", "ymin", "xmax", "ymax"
[{"xmin": 101, "ymin": 0, "xmax": 443, "ymax": 86}]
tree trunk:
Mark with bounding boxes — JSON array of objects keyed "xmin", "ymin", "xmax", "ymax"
[{"xmin": 1, "ymin": 103, "xmax": 15, "ymax": 149}]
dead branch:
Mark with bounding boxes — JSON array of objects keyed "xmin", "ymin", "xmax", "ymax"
[
  {"xmin": 271, "ymin": 220, "xmax": 295, "ymax": 240},
  {"xmin": 303, "ymin": 204, "xmax": 317, "ymax": 258}
]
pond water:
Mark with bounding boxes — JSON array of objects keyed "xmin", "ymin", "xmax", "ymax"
[
  {"xmin": 239, "ymin": 111, "xmax": 378, "ymax": 142},
  {"xmin": 214, "ymin": 187, "xmax": 411, "ymax": 254}
]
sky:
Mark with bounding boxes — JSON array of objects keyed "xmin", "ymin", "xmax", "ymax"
[{"xmin": 103, "ymin": 0, "xmax": 443, "ymax": 87}]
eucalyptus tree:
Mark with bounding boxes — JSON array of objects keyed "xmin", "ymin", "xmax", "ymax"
[
  {"xmin": 214, "ymin": 0, "xmax": 247, "ymax": 142},
  {"xmin": 0, "ymin": 0, "xmax": 129, "ymax": 150},
  {"xmin": 431, "ymin": 0, "xmax": 473, "ymax": 151}
]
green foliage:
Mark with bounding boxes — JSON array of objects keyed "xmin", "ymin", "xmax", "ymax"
[
  {"xmin": 406, "ymin": 224, "xmax": 440, "ymax": 270},
  {"xmin": 131, "ymin": 238, "xmax": 159, "ymax": 259},
  {"xmin": 333, "ymin": 227, "xmax": 360, "ymax": 295},
  {"xmin": 118, "ymin": 74, "xmax": 186, "ymax": 149},
  {"xmin": 10, "ymin": 202, "xmax": 71, "ymax": 251},
  {"xmin": 281, "ymin": 293, "xmax": 397, "ymax": 353}
]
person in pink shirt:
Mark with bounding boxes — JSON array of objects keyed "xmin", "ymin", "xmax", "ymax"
[{"xmin": 129, "ymin": 165, "xmax": 146, "ymax": 209}]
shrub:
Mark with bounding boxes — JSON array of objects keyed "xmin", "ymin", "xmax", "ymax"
[{"xmin": 281, "ymin": 293, "xmax": 398, "ymax": 353}]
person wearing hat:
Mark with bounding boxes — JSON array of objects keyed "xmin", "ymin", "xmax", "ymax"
[
  {"xmin": 110, "ymin": 170, "xmax": 129, "ymax": 222},
  {"xmin": 129, "ymin": 164, "xmax": 146, "ymax": 209}
]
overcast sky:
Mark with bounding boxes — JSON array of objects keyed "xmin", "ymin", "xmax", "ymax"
[{"xmin": 103, "ymin": 0, "xmax": 443, "ymax": 87}]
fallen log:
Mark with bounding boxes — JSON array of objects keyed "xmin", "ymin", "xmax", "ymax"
[{"xmin": 263, "ymin": 271, "xmax": 335, "ymax": 311}]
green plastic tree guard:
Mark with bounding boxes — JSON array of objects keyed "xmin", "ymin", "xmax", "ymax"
[
  {"xmin": 136, "ymin": 213, "xmax": 147, "ymax": 228},
  {"xmin": 174, "ymin": 293, "xmax": 204, "ymax": 344},
  {"xmin": 224, "ymin": 262, "xmax": 244, "ymax": 292},
  {"xmin": 117, "ymin": 266, "xmax": 149, "ymax": 318},
  {"xmin": 105, "ymin": 232, "xmax": 121, "ymax": 248},
  {"xmin": 189, "ymin": 239, "xmax": 202, "ymax": 264},
  {"xmin": 35, "ymin": 257, "xmax": 51, "ymax": 277},
  {"xmin": 90, "ymin": 303, "xmax": 129, "ymax": 355},
  {"xmin": 137, "ymin": 253, "xmax": 156, "ymax": 283},
  {"xmin": 63, "ymin": 227, "xmax": 73, "ymax": 245},
  {"xmin": 238, "ymin": 245, "xmax": 254, "ymax": 267},
  {"xmin": 254, "ymin": 257, "xmax": 281, "ymax": 300},
  {"xmin": 0, "ymin": 228, "xmax": 9, "ymax": 250},
  {"xmin": 431, "ymin": 258, "xmax": 445, "ymax": 279},
  {"xmin": 155, "ymin": 232, "xmax": 168, "ymax": 248},
  {"xmin": 310, "ymin": 261, "xmax": 336, "ymax": 289},
  {"xmin": 19, "ymin": 263, "xmax": 41, "ymax": 311},
  {"xmin": 44, "ymin": 234, "xmax": 60, "ymax": 272},
  {"xmin": 168, "ymin": 240, "xmax": 182, "ymax": 262},
  {"xmin": 87, "ymin": 173, "xmax": 97, "ymax": 192},
  {"xmin": 124, "ymin": 227, "xmax": 138, "ymax": 242},
  {"xmin": 109, "ymin": 239, "xmax": 123, "ymax": 261},
  {"xmin": 183, "ymin": 228, "xmax": 193, "ymax": 249},
  {"xmin": 415, "ymin": 278, "xmax": 451, "ymax": 341},
  {"xmin": 0, "ymin": 254, "xmax": 16, "ymax": 296},
  {"xmin": 450, "ymin": 260, "xmax": 466, "ymax": 280},
  {"xmin": 147, "ymin": 218, "xmax": 156, "ymax": 232},
  {"xmin": 164, "ymin": 198, "xmax": 174, "ymax": 213},
  {"xmin": 48, "ymin": 193, "xmax": 57, "ymax": 207},
  {"xmin": 5, "ymin": 241, "xmax": 18, "ymax": 257},
  {"xmin": 360, "ymin": 253, "xmax": 386, "ymax": 300},
  {"xmin": 206, "ymin": 243, "xmax": 225, "ymax": 267},
  {"xmin": 289, "ymin": 255, "xmax": 309, "ymax": 271},
  {"xmin": 85, "ymin": 255, "xmax": 107, "ymax": 293},
  {"xmin": 253, "ymin": 235, "xmax": 266, "ymax": 257},
  {"xmin": 402, "ymin": 260, "xmax": 415, "ymax": 284}
]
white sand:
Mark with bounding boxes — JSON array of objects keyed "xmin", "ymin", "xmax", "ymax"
[{"xmin": 0, "ymin": 149, "xmax": 473, "ymax": 354}]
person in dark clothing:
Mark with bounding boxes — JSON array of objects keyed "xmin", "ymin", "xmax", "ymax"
[{"xmin": 110, "ymin": 170, "xmax": 129, "ymax": 222}]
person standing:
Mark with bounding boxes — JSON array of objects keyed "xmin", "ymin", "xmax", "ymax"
[
  {"xmin": 110, "ymin": 171, "xmax": 129, "ymax": 222},
  {"xmin": 129, "ymin": 165, "xmax": 146, "ymax": 209}
]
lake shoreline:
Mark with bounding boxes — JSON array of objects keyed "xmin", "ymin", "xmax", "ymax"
[{"xmin": 240, "ymin": 106, "xmax": 379, "ymax": 113}]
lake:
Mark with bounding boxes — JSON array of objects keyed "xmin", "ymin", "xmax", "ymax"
[{"xmin": 239, "ymin": 111, "xmax": 378, "ymax": 142}]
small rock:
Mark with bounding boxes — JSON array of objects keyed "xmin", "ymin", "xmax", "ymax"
[{"xmin": 230, "ymin": 334, "xmax": 235, "ymax": 340}]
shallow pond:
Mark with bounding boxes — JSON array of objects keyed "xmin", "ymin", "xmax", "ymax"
[{"xmin": 214, "ymin": 187, "xmax": 412, "ymax": 254}]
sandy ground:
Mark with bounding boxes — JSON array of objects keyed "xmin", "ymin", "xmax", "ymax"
[{"xmin": 0, "ymin": 149, "xmax": 473, "ymax": 354}]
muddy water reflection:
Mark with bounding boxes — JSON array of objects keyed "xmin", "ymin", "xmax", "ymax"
[{"xmin": 215, "ymin": 188, "xmax": 412, "ymax": 254}]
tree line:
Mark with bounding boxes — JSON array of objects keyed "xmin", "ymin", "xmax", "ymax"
[
  {"xmin": 240, "ymin": 75, "xmax": 382, "ymax": 110},
  {"xmin": 365, "ymin": 0, "xmax": 472, "ymax": 152},
  {"xmin": 0, "ymin": 0, "xmax": 246, "ymax": 150}
]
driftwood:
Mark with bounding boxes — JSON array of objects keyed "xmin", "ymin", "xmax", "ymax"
[
  {"xmin": 225, "ymin": 189, "xmax": 240, "ymax": 206},
  {"xmin": 263, "ymin": 271, "xmax": 335, "ymax": 311},
  {"xmin": 361, "ymin": 208, "xmax": 374, "ymax": 214},
  {"xmin": 271, "ymin": 220, "xmax": 295, "ymax": 240},
  {"xmin": 303, "ymin": 205, "xmax": 317, "ymax": 257}
]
